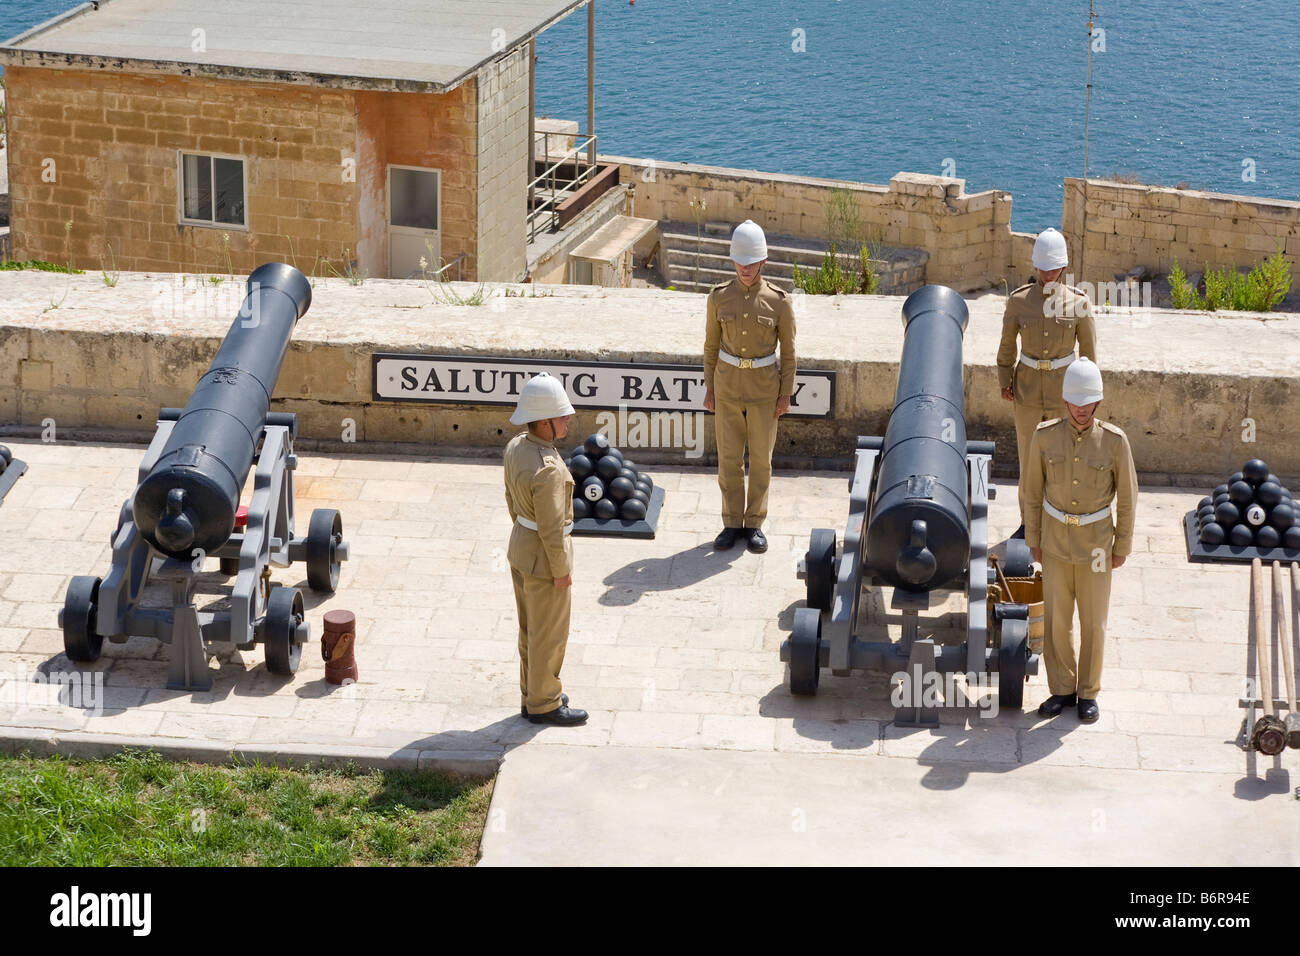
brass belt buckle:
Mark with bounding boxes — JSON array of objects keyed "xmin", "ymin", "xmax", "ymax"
[
  {"xmin": 738, "ymin": 358, "xmax": 753, "ymax": 369},
  {"xmin": 1037, "ymin": 359, "xmax": 1052, "ymax": 371},
  {"xmin": 1065, "ymin": 514, "xmax": 1080, "ymax": 526}
]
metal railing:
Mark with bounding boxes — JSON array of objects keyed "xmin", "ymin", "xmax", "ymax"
[
  {"xmin": 527, "ymin": 132, "xmax": 598, "ymax": 242},
  {"xmin": 405, "ymin": 253, "xmax": 466, "ymax": 282}
]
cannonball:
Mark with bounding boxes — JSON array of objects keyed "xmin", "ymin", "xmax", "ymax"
[
  {"xmin": 618, "ymin": 467, "xmax": 639, "ymax": 484},
  {"xmin": 1213, "ymin": 483, "xmax": 1230, "ymax": 498},
  {"xmin": 1255, "ymin": 525, "xmax": 1281, "ymax": 549},
  {"xmin": 1270, "ymin": 502, "xmax": 1296, "ymax": 531},
  {"xmin": 607, "ymin": 447, "xmax": 624, "ymax": 465},
  {"xmin": 0, "ymin": 444, "xmax": 10, "ymax": 466},
  {"xmin": 621, "ymin": 458, "xmax": 636, "ymax": 473},
  {"xmin": 584, "ymin": 433, "xmax": 611, "ymax": 459},
  {"xmin": 1228, "ymin": 481, "xmax": 1254, "ymax": 507},
  {"xmin": 569, "ymin": 453, "xmax": 594, "ymax": 481},
  {"xmin": 572, "ymin": 496, "xmax": 592, "ymax": 519},
  {"xmin": 1213, "ymin": 492, "xmax": 1230, "ymax": 507},
  {"xmin": 1214, "ymin": 501, "xmax": 1241, "ymax": 527},
  {"xmin": 1245, "ymin": 503, "xmax": 1267, "ymax": 527},
  {"xmin": 1197, "ymin": 506, "xmax": 1215, "ymax": 524},
  {"xmin": 620, "ymin": 497, "xmax": 648, "ymax": 521},
  {"xmin": 571, "ymin": 443, "xmax": 586, "ymax": 459},
  {"xmin": 635, "ymin": 481, "xmax": 652, "ymax": 500},
  {"xmin": 1266, "ymin": 472, "xmax": 1280, "ymax": 486},
  {"xmin": 1199, "ymin": 521, "xmax": 1225, "ymax": 546},
  {"xmin": 1198, "ymin": 496, "xmax": 1213, "ymax": 511},
  {"xmin": 1279, "ymin": 487, "xmax": 1293, "ymax": 502},
  {"xmin": 0, "ymin": 458, "xmax": 6, "ymax": 476},
  {"xmin": 1285, "ymin": 526, "xmax": 1300, "ymax": 550},
  {"xmin": 631, "ymin": 487, "xmax": 650, "ymax": 504},
  {"xmin": 581, "ymin": 475, "xmax": 605, "ymax": 502},
  {"xmin": 594, "ymin": 498, "xmax": 619, "ymax": 520},
  {"xmin": 1242, "ymin": 459, "xmax": 1269, "ymax": 486},
  {"xmin": 606, "ymin": 476, "xmax": 636, "ymax": 503},
  {"xmin": 1229, "ymin": 524, "xmax": 1255, "ymax": 547},
  {"xmin": 636, "ymin": 473, "xmax": 654, "ymax": 492},
  {"xmin": 1229, "ymin": 471, "xmax": 1245, "ymax": 485},
  {"xmin": 563, "ymin": 457, "xmax": 571, "ymax": 470},
  {"xmin": 1256, "ymin": 481, "xmax": 1283, "ymax": 508},
  {"xmin": 595, "ymin": 454, "xmax": 623, "ymax": 482}
]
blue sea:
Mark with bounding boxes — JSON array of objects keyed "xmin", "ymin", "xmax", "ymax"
[{"xmin": 4, "ymin": 0, "xmax": 1297, "ymax": 231}]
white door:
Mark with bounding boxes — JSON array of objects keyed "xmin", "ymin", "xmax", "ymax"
[{"xmin": 388, "ymin": 165, "xmax": 441, "ymax": 279}]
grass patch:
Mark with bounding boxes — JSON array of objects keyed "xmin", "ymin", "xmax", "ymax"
[
  {"xmin": 0, "ymin": 749, "xmax": 493, "ymax": 867},
  {"xmin": 0, "ymin": 260, "xmax": 84, "ymax": 274}
]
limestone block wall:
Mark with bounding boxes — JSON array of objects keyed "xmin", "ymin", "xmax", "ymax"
[
  {"xmin": 475, "ymin": 46, "xmax": 530, "ymax": 282},
  {"xmin": 1062, "ymin": 177, "xmax": 1300, "ymax": 286},
  {"xmin": 606, "ymin": 155, "xmax": 1018, "ymax": 292},
  {"xmin": 2, "ymin": 66, "xmax": 364, "ymax": 275}
]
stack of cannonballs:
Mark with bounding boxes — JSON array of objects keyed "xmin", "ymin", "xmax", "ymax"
[
  {"xmin": 1196, "ymin": 458, "xmax": 1300, "ymax": 550},
  {"xmin": 566, "ymin": 433, "xmax": 654, "ymax": 521},
  {"xmin": 0, "ymin": 445, "xmax": 11, "ymax": 475}
]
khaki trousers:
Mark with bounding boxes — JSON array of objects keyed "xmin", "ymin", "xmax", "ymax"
[
  {"xmin": 511, "ymin": 567, "xmax": 571, "ymax": 714},
  {"xmin": 1014, "ymin": 399, "xmax": 1061, "ymax": 523},
  {"xmin": 1041, "ymin": 552, "xmax": 1111, "ymax": 699},
  {"xmin": 715, "ymin": 397, "xmax": 778, "ymax": 527}
]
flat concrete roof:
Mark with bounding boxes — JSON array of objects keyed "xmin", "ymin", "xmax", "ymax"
[{"xmin": 0, "ymin": 0, "xmax": 588, "ymax": 92}]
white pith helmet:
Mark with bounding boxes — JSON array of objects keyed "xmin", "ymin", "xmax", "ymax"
[
  {"xmin": 730, "ymin": 220, "xmax": 768, "ymax": 266},
  {"xmin": 510, "ymin": 372, "xmax": 575, "ymax": 425},
  {"xmin": 1032, "ymin": 227, "xmax": 1069, "ymax": 271},
  {"xmin": 1063, "ymin": 357, "xmax": 1104, "ymax": 405}
]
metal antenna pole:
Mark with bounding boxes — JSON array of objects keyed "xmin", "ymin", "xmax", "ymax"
[{"xmin": 1081, "ymin": 0, "xmax": 1095, "ymax": 284}]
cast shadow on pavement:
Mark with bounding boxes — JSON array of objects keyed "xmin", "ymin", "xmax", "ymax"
[{"xmin": 596, "ymin": 543, "xmax": 745, "ymax": 607}]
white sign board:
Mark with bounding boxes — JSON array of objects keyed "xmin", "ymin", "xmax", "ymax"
[{"xmin": 372, "ymin": 354, "xmax": 835, "ymax": 419}]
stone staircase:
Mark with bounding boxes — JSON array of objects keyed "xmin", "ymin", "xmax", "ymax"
[{"xmin": 658, "ymin": 221, "xmax": 928, "ymax": 295}]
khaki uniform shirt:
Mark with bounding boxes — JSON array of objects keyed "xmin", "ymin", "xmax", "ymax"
[
  {"xmin": 503, "ymin": 431, "xmax": 574, "ymax": 579},
  {"xmin": 703, "ymin": 276, "xmax": 796, "ymax": 402},
  {"xmin": 996, "ymin": 281, "xmax": 1097, "ymax": 408},
  {"xmin": 1023, "ymin": 417, "xmax": 1138, "ymax": 563}
]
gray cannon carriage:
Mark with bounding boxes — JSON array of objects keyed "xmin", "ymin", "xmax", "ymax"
[
  {"xmin": 59, "ymin": 263, "xmax": 350, "ymax": 691},
  {"xmin": 782, "ymin": 285, "xmax": 1038, "ymax": 725}
]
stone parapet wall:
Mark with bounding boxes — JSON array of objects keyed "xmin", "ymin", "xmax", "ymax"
[
  {"xmin": 2, "ymin": 270, "xmax": 1299, "ymax": 482},
  {"xmin": 1062, "ymin": 177, "xmax": 1300, "ymax": 286},
  {"xmin": 604, "ymin": 155, "xmax": 1017, "ymax": 292}
]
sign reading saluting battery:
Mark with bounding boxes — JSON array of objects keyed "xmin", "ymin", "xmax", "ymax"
[{"xmin": 372, "ymin": 354, "xmax": 835, "ymax": 419}]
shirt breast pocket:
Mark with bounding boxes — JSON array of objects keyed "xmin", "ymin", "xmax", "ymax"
[
  {"xmin": 1045, "ymin": 454, "xmax": 1065, "ymax": 484},
  {"xmin": 1086, "ymin": 457, "xmax": 1113, "ymax": 492},
  {"xmin": 756, "ymin": 306, "xmax": 778, "ymax": 328}
]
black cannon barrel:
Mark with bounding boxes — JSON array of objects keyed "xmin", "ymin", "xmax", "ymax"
[
  {"xmin": 133, "ymin": 263, "xmax": 311, "ymax": 560},
  {"xmin": 865, "ymin": 285, "xmax": 971, "ymax": 590}
]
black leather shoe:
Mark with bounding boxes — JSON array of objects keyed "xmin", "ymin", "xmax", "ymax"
[
  {"xmin": 714, "ymin": 527, "xmax": 743, "ymax": 550},
  {"xmin": 1077, "ymin": 698, "xmax": 1100, "ymax": 723},
  {"xmin": 522, "ymin": 693, "xmax": 567, "ymax": 717},
  {"xmin": 1037, "ymin": 693, "xmax": 1077, "ymax": 717},
  {"xmin": 526, "ymin": 704, "xmax": 588, "ymax": 726},
  {"xmin": 745, "ymin": 528, "xmax": 768, "ymax": 553}
]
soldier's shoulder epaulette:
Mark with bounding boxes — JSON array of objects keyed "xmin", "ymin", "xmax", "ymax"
[
  {"xmin": 1099, "ymin": 420, "xmax": 1126, "ymax": 437},
  {"xmin": 1036, "ymin": 417, "xmax": 1063, "ymax": 430},
  {"xmin": 1010, "ymin": 282, "xmax": 1035, "ymax": 296},
  {"xmin": 1065, "ymin": 284, "xmax": 1092, "ymax": 299},
  {"xmin": 709, "ymin": 280, "xmax": 732, "ymax": 295},
  {"xmin": 766, "ymin": 282, "xmax": 788, "ymax": 298}
]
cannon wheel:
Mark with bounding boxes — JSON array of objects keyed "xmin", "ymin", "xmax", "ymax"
[
  {"xmin": 1003, "ymin": 536, "xmax": 1033, "ymax": 578},
  {"xmin": 306, "ymin": 508, "xmax": 342, "ymax": 594},
  {"xmin": 806, "ymin": 528, "xmax": 836, "ymax": 612},
  {"xmin": 264, "ymin": 586, "xmax": 305, "ymax": 676},
  {"xmin": 789, "ymin": 607, "xmax": 822, "ymax": 696},
  {"xmin": 997, "ymin": 616, "xmax": 1029, "ymax": 709},
  {"xmin": 63, "ymin": 576, "xmax": 104, "ymax": 662}
]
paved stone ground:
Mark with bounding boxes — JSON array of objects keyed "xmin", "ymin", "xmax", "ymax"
[{"xmin": 0, "ymin": 438, "xmax": 1296, "ymax": 863}]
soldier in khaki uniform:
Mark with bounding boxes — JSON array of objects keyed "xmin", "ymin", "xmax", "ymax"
[
  {"xmin": 997, "ymin": 227, "xmax": 1097, "ymax": 536},
  {"xmin": 1023, "ymin": 358, "xmax": 1137, "ymax": 723},
  {"xmin": 702, "ymin": 219, "xmax": 796, "ymax": 554},
  {"xmin": 503, "ymin": 373, "xmax": 587, "ymax": 726}
]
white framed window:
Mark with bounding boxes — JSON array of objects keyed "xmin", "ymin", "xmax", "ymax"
[{"xmin": 177, "ymin": 152, "xmax": 247, "ymax": 228}]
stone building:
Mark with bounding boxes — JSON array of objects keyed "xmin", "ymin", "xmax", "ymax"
[{"xmin": 0, "ymin": 0, "xmax": 626, "ymax": 282}]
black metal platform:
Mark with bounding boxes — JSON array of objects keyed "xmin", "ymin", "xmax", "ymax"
[
  {"xmin": 0, "ymin": 459, "xmax": 28, "ymax": 503},
  {"xmin": 572, "ymin": 487, "xmax": 665, "ymax": 539},
  {"xmin": 1183, "ymin": 511, "xmax": 1300, "ymax": 564}
]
